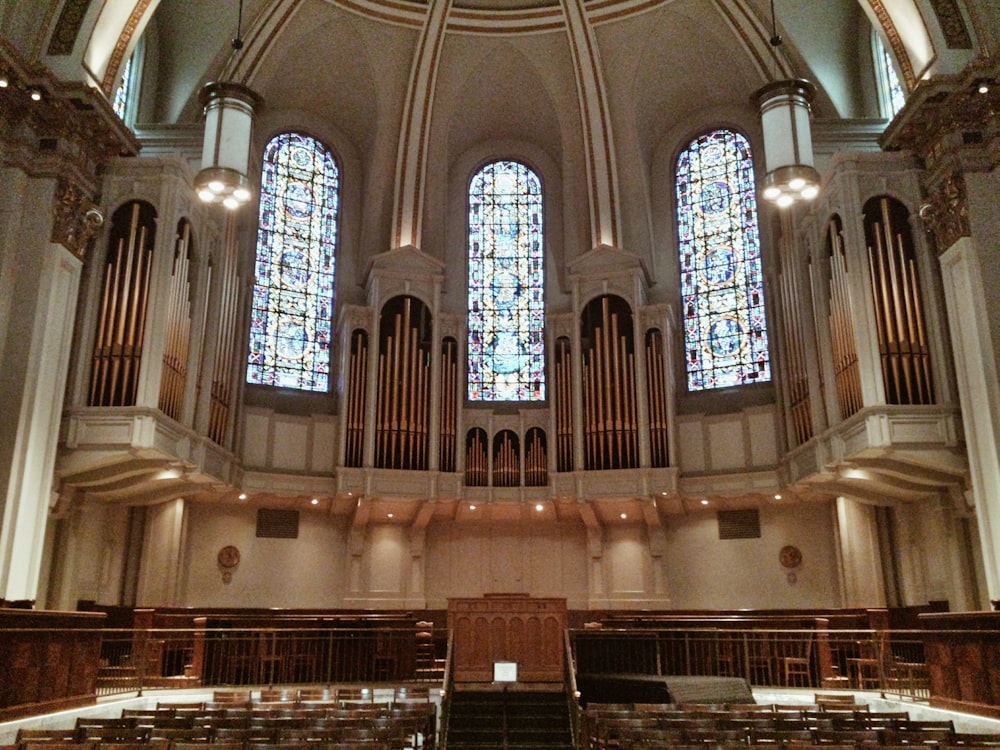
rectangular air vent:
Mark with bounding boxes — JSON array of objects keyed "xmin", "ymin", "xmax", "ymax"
[
  {"xmin": 717, "ymin": 508, "xmax": 761, "ymax": 540},
  {"xmin": 256, "ymin": 508, "xmax": 299, "ymax": 539}
]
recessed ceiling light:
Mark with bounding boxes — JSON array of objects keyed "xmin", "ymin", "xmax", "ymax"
[
  {"xmin": 700, "ymin": 499, "xmax": 709, "ymax": 506},
  {"xmin": 978, "ymin": 82, "xmax": 990, "ymax": 94},
  {"xmin": 310, "ymin": 498, "xmax": 319, "ymax": 505},
  {"xmin": 774, "ymin": 494, "xmax": 782, "ymax": 500},
  {"xmin": 469, "ymin": 504, "xmax": 476, "ymax": 511},
  {"xmin": 620, "ymin": 513, "xmax": 627, "ymax": 520},
  {"xmin": 238, "ymin": 493, "xmax": 247, "ymax": 500},
  {"xmin": 535, "ymin": 504, "xmax": 544, "ymax": 511},
  {"xmin": 387, "ymin": 513, "xmax": 394, "ymax": 519}
]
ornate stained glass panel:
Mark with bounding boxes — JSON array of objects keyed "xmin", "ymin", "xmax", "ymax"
[
  {"xmin": 247, "ymin": 132, "xmax": 339, "ymax": 391},
  {"xmin": 881, "ymin": 39, "xmax": 906, "ymax": 117},
  {"xmin": 676, "ymin": 129, "xmax": 770, "ymax": 391},
  {"xmin": 467, "ymin": 160, "xmax": 545, "ymax": 401},
  {"xmin": 112, "ymin": 53, "xmax": 132, "ymax": 119}
]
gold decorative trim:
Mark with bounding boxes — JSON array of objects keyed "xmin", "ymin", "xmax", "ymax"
[
  {"xmin": 928, "ymin": 0, "xmax": 972, "ymax": 49},
  {"xmin": 51, "ymin": 179, "xmax": 104, "ymax": 259},
  {"xmin": 867, "ymin": 0, "xmax": 917, "ymax": 91},
  {"xmin": 920, "ymin": 171, "xmax": 969, "ymax": 254},
  {"xmin": 100, "ymin": 0, "xmax": 153, "ymax": 96},
  {"xmin": 48, "ymin": 0, "xmax": 94, "ymax": 56}
]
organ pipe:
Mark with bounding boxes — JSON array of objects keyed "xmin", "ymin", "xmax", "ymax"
[
  {"xmin": 554, "ymin": 337, "xmax": 573, "ymax": 472},
  {"xmin": 524, "ymin": 427, "xmax": 547, "ymax": 487},
  {"xmin": 465, "ymin": 428, "xmax": 488, "ymax": 486},
  {"xmin": 207, "ymin": 217, "xmax": 241, "ymax": 445},
  {"xmin": 89, "ymin": 201, "xmax": 156, "ymax": 407},
  {"xmin": 581, "ymin": 296, "xmax": 638, "ymax": 470},
  {"xmin": 345, "ymin": 329, "xmax": 368, "ymax": 468},
  {"xmin": 439, "ymin": 338, "xmax": 458, "ymax": 473},
  {"xmin": 780, "ymin": 257, "xmax": 813, "ymax": 445},
  {"xmin": 828, "ymin": 219, "xmax": 864, "ymax": 419},
  {"xmin": 645, "ymin": 329, "xmax": 669, "ymax": 467},
  {"xmin": 493, "ymin": 430, "xmax": 520, "ymax": 487},
  {"xmin": 158, "ymin": 220, "xmax": 194, "ymax": 421},
  {"xmin": 866, "ymin": 197, "xmax": 934, "ymax": 406},
  {"xmin": 375, "ymin": 296, "xmax": 431, "ymax": 470}
]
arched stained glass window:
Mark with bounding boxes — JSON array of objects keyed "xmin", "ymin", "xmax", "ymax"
[
  {"xmin": 874, "ymin": 33, "xmax": 906, "ymax": 118},
  {"xmin": 247, "ymin": 132, "xmax": 339, "ymax": 391},
  {"xmin": 467, "ymin": 160, "xmax": 545, "ymax": 401},
  {"xmin": 112, "ymin": 53, "xmax": 132, "ymax": 119},
  {"xmin": 676, "ymin": 129, "xmax": 770, "ymax": 391}
]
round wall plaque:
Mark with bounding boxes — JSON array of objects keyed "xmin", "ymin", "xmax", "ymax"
[
  {"xmin": 217, "ymin": 545, "xmax": 241, "ymax": 568},
  {"xmin": 779, "ymin": 545, "xmax": 802, "ymax": 569}
]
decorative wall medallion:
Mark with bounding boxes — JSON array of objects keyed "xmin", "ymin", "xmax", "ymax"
[
  {"xmin": 217, "ymin": 545, "xmax": 241, "ymax": 568},
  {"xmin": 779, "ymin": 545, "xmax": 803, "ymax": 569}
]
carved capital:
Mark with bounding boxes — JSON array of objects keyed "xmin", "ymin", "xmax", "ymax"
[
  {"xmin": 920, "ymin": 171, "xmax": 970, "ymax": 253},
  {"xmin": 51, "ymin": 179, "xmax": 104, "ymax": 259}
]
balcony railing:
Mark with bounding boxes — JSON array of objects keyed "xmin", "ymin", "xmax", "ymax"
[
  {"xmin": 569, "ymin": 627, "xmax": 932, "ymax": 701},
  {"xmin": 90, "ymin": 626, "xmax": 446, "ymax": 697}
]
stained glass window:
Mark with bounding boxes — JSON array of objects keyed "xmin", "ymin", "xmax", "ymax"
[
  {"xmin": 876, "ymin": 34, "xmax": 906, "ymax": 117},
  {"xmin": 247, "ymin": 132, "xmax": 339, "ymax": 391},
  {"xmin": 112, "ymin": 54, "xmax": 132, "ymax": 119},
  {"xmin": 467, "ymin": 160, "xmax": 545, "ymax": 401},
  {"xmin": 676, "ymin": 129, "xmax": 770, "ymax": 391}
]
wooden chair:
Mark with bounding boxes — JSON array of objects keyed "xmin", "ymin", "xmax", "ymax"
[
  {"xmin": 338, "ymin": 686, "xmax": 375, "ymax": 702},
  {"xmin": 14, "ymin": 730, "xmax": 80, "ymax": 744},
  {"xmin": 299, "ymin": 686, "xmax": 337, "ymax": 703},
  {"xmin": 748, "ymin": 633, "xmax": 777, "ymax": 685},
  {"xmin": 77, "ymin": 727, "xmax": 151, "ymax": 743},
  {"xmin": 950, "ymin": 735, "xmax": 1000, "ymax": 747},
  {"xmin": 146, "ymin": 727, "xmax": 212, "ymax": 743},
  {"xmin": 213, "ymin": 689, "xmax": 253, "ymax": 705},
  {"xmin": 814, "ymin": 693, "xmax": 856, "ymax": 706},
  {"xmin": 393, "ymin": 685, "xmax": 430, "ymax": 702},
  {"xmin": 75, "ymin": 718, "xmax": 137, "ymax": 729},
  {"xmin": 782, "ymin": 633, "xmax": 814, "ymax": 688},
  {"xmin": 259, "ymin": 687, "xmax": 299, "ymax": 703}
]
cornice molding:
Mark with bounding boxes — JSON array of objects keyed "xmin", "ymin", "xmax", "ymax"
[{"xmin": 0, "ymin": 37, "xmax": 139, "ymax": 192}]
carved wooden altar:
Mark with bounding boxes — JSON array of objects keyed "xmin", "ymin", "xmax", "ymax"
[{"xmin": 448, "ymin": 595, "xmax": 566, "ymax": 683}]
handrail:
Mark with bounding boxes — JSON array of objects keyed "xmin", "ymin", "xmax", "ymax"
[
  {"xmin": 565, "ymin": 627, "xmax": 582, "ymax": 750},
  {"xmin": 439, "ymin": 627, "xmax": 455, "ymax": 750}
]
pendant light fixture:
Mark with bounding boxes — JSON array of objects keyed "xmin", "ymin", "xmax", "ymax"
[
  {"xmin": 755, "ymin": 0, "xmax": 820, "ymax": 208},
  {"xmin": 194, "ymin": 0, "xmax": 262, "ymax": 210}
]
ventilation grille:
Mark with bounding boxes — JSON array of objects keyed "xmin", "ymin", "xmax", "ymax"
[
  {"xmin": 717, "ymin": 509, "xmax": 761, "ymax": 540},
  {"xmin": 256, "ymin": 508, "xmax": 299, "ymax": 539}
]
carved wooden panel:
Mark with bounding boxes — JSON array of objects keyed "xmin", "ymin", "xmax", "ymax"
[
  {"xmin": 920, "ymin": 611, "xmax": 1000, "ymax": 718},
  {"xmin": 0, "ymin": 609, "xmax": 104, "ymax": 721},
  {"xmin": 448, "ymin": 595, "xmax": 566, "ymax": 683}
]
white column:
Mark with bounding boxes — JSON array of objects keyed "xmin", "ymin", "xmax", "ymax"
[
  {"xmin": 136, "ymin": 498, "xmax": 188, "ymax": 606},
  {"xmin": 0, "ymin": 174, "xmax": 83, "ymax": 601},
  {"xmin": 835, "ymin": 496, "xmax": 887, "ymax": 607},
  {"xmin": 939, "ymin": 235, "xmax": 1000, "ymax": 600}
]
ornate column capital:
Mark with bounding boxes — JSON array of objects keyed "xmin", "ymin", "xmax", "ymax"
[
  {"xmin": 51, "ymin": 179, "xmax": 105, "ymax": 259},
  {"xmin": 918, "ymin": 170, "xmax": 970, "ymax": 253},
  {"xmin": 881, "ymin": 58, "xmax": 998, "ymax": 253}
]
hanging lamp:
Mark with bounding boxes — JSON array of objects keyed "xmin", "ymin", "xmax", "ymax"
[
  {"xmin": 194, "ymin": 0, "xmax": 262, "ymax": 210},
  {"xmin": 755, "ymin": 0, "xmax": 820, "ymax": 208}
]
